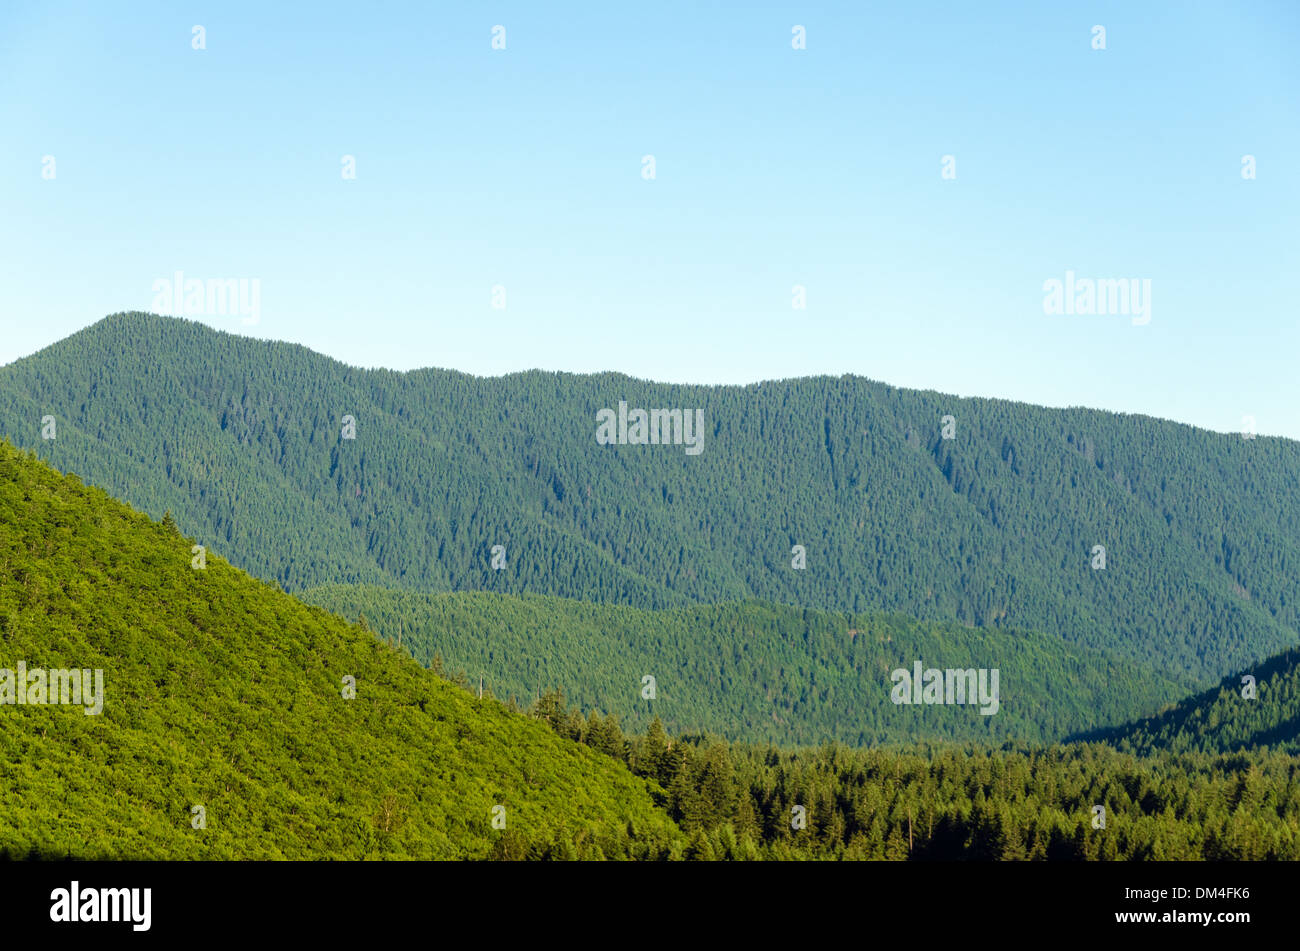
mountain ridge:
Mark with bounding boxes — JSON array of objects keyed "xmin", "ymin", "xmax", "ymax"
[
  {"xmin": 2, "ymin": 311, "xmax": 1297, "ymax": 690},
  {"xmin": 15, "ymin": 314, "xmax": 1295, "ymax": 441},
  {"xmin": 1086, "ymin": 646, "xmax": 1300, "ymax": 756}
]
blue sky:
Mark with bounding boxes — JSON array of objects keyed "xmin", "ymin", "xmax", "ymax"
[{"xmin": 2, "ymin": 1, "xmax": 1296, "ymax": 436}]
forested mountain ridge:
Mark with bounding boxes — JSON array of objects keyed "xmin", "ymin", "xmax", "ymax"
[
  {"xmin": 0, "ymin": 440, "xmax": 680, "ymax": 859},
  {"xmin": 1091, "ymin": 646, "xmax": 1300, "ymax": 756},
  {"xmin": 2, "ymin": 312, "xmax": 1297, "ymax": 683},
  {"xmin": 300, "ymin": 585, "xmax": 1186, "ymax": 746}
]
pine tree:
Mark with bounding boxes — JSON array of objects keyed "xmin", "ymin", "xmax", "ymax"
[
  {"xmin": 683, "ymin": 828, "xmax": 715, "ymax": 861},
  {"xmin": 734, "ymin": 788, "xmax": 761, "ymax": 843},
  {"xmin": 637, "ymin": 716, "xmax": 670, "ymax": 784}
]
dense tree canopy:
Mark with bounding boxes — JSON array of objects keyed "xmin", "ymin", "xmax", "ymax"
[
  {"xmin": 529, "ymin": 700, "xmax": 1300, "ymax": 861},
  {"xmin": 1091, "ymin": 646, "xmax": 1300, "ymax": 756},
  {"xmin": 3, "ymin": 313, "xmax": 1298, "ymax": 861},
  {"xmin": 2, "ymin": 313, "xmax": 1296, "ymax": 686},
  {"xmin": 300, "ymin": 585, "xmax": 1184, "ymax": 746},
  {"xmin": 0, "ymin": 441, "xmax": 678, "ymax": 859},
  {"xmin": 2, "ymin": 439, "xmax": 1298, "ymax": 860}
]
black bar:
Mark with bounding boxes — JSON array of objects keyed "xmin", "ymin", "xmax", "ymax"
[{"xmin": 0, "ymin": 859, "xmax": 1279, "ymax": 939}]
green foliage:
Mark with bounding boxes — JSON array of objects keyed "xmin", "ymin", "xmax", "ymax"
[
  {"xmin": 3, "ymin": 313, "xmax": 1297, "ymax": 685},
  {"xmin": 0, "ymin": 440, "xmax": 680, "ymax": 859},
  {"xmin": 299, "ymin": 586, "xmax": 1185, "ymax": 746},
  {"xmin": 1094, "ymin": 647, "xmax": 1300, "ymax": 755},
  {"xmin": 537, "ymin": 700, "xmax": 1300, "ymax": 861},
  {"xmin": 4, "ymin": 314, "xmax": 1300, "ymax": 862}
]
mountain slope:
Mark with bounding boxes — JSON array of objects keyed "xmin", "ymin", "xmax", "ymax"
[
  {"xmin": 2, "ymin": 312, "xmax": 1298, "ymax": 683},
  {"xmin": 300, "ymin": 585, "xmax": 1185, "ymax": 746},
  {"xmin": 1093, "ymin": 646, "xmax": 1300, "ymax": 756},
  {"xmin": 0, "ymin": 440, "xmax": 680, "ymax": 859}
]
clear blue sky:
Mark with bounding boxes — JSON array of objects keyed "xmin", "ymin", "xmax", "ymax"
[{"xmin": 2, "ymin": 1, "xmax": 1296, "ymax": 436}]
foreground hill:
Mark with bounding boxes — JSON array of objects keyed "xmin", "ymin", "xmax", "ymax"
[
  {"xmin": 0, "ymin": 440, "xmax": 679, "ymax": 859},
  {"xmin": 2, "ymin": 313, "xmax": 1298, "ymax": 684},
  {"xmin": 300, "ymin": 586, "xmax": 1184, "ymax": 746},
  {"xmin": 1092, "ymin": 646, "xmax": 1300, "ymax": 756}
]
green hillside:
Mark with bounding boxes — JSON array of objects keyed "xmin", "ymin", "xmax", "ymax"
[
  {"xmin": 300, "ymin": 586, "xmax": 1185, "ymax": 746},
  {"xmin": 1094, "ymin": 646, "xmax": 1300, "ymax": 756},
  {"xmin": 1, "ymin": 435, "xmax": 1295, "ymax": 861},
  {"xmin": 0, "ymin": 440, "xmax": 680, "ymax": 859},
  {"xmin": 3, "ymin": 312, "xmax": 1298, "ymax": 685}
]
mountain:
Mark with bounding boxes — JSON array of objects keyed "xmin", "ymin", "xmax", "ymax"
[
  {"xmin": 1093, "ymin": 646, "xmax": 1300, "ymax": 756},
  {"xmin": 2, "ymin": 312, "xmax": 1298, "ymax": 686},
  {"xmin": 0, "ymin": 440, "xmax": 680, "ymax": 859},
  {"xmin": 1, "ymin": 437, "xmax": 1296, "ymax": 862},
  {"xmin": 299, "ymin": 586, "xmax": 1184, "ymax": 746}
]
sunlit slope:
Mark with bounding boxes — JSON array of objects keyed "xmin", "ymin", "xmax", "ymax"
[{"xmin": 0, "ymin": 441, "xmax": 680, "ymax": 859}]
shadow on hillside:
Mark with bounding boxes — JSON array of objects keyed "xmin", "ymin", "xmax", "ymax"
[{"xmin": 1066, "ymin": 648, "xmax": 1300, "ymax": 751}]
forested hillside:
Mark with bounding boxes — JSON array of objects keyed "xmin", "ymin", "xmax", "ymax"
[
  {"xmin": 0, "ymin": 440, "xmax": 680, "ymax": 859},
  {"xmin": 300, "ymin": 586, "xmax": 1184, "ymax": 746},
  {"xmin": 1094, "ymin": 647, "xmax": 1300, "ymax": 756},
  {"xmin": 551, "ymin": 711, "xmax": 1300, "ymax": 860},
  {"xmin": 2, "ymin": 312, "xmax": 1298, "ymax": 683},
  {"xmin": 1, "ymin": 438, "xmax": 1297, "ymax": 861}
]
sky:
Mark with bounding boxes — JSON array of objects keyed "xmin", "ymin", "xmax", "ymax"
[{"xmin": 1, "ymin": 1, "xmax": 1296, "ymax": 437}]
